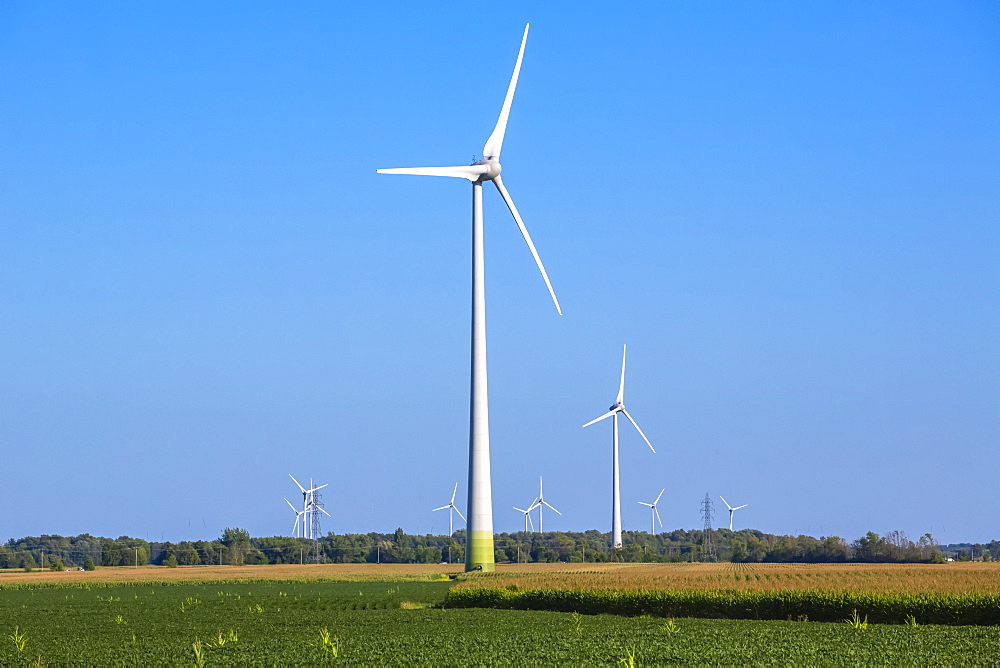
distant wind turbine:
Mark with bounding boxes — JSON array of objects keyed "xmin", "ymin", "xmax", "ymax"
[
  {"xmin": 637, "ymin": 488, "xmax": 665, "ymax": 537},
  {"xmin": 433, "ymin": 483, "xmax": 466, "ymax": 536},
  {"xmin": 284, "ymin": 498, "xmax": 306, "ymax": 538},
  {"xmin": 583, "ymin": 345, "xmax": 655, "ymax": 549},
  {"xmin": 534, "ymin": 476, "xmax": 562, "ymax": 533},
  {"xmin": 512, "ymin": 500, "xmax": 537, "ymax": 533},
  {"xmin": 377, "ymin": 24, "xmax": 561, "ymax": 572},
  {"xmin": 289, "ymin": 474, "xmax": 329, "ymax": 540},
  {"xmin": 720, "ymin": 496, "xmax": 748, "ymax": 531}
]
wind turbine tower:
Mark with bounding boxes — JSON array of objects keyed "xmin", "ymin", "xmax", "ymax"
[
  {"xmin": 720, "ymin": 496, "xmax": 748, "ymax": 531},
  {"xmin": 582, "ymin": 345, "xmax": 656, "ymax": 549},
  {"xmin": 378, "ymin": 24, "xmax": 562, "ymax": 571}
]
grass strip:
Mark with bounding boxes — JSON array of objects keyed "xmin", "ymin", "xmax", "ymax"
[{"xmin": 445, "ymin": 587, "xmax": 1000, "ymax": 625}]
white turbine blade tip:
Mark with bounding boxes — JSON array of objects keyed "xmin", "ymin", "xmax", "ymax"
[
  {"xmin": 582, "ymin": 410, "xmax": 616, "ymax": 428},
  {"xmin": 638, "ymin": 502, "xmax": 653, "ymax": 507},
  {"xmin": 493, "ymin": 176, "xmax": 562, "ymax": 315},
  {"xmin": 376, "ymin": 165, "xmax": 490, "ymax": 180},
  {"xmin": 432, "ymin": 505, "xmax": 449, "ymax": 512},
  {"xmin": 482, "ymin": 24, "xmax": 529, "ymax": 160},
  {"xmin": 622, "ymin": 408, "xmax": 655, "ymax": 453},
  {"xmin": 617, "ymin": 344, "xmax": 627, "ymax": 404}
]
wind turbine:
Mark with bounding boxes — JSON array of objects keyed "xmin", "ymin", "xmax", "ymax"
[
  {"xmin": 582, "ymin": 345, "xmax": 655, "ymax": 549},
  {"xmin": 637, "ymin": 489, "xmax": 665, "ymax": 537},
  {"xmin": 512, "ymin": 500, "xmax": 537, "ymax": 533},
  {"xmin": 377, "ymin": 24, "xmax": 561, "ymax": 572},
  {"xmin": 289, "ymin": 474, "xmax": 329, "ymax": 540},
  {"xmin": 534, "ymin": 476, "xmax": 562, "ymax": 533},
  {"xmin": 433, "ymin": 483, "xmax": 467, "ymax": 536},
  {"xmin": 720, "ymin": 496, "xmax": 748, "ymax": 531},
  {"xmin": 284, "ymin": 498, "xmax": 306, "ymax": 538}
]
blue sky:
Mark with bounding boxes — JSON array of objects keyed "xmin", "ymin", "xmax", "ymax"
[{"xmin": 2, "ymin": 2, "xmax": 997, "ymax": 545}]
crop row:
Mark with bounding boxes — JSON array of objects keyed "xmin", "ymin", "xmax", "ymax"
[{"xmin": 445, "ymin": 587, "xmax": 1000, "ymax": 625}]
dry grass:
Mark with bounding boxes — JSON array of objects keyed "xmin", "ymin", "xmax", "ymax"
[
  {"xmin": 454, "ymin": 562, "xmax": 1000, "ymax": 596},
  {"xmin": 0, "ymin": 563, "xmax": 462, "ymax": 585}
]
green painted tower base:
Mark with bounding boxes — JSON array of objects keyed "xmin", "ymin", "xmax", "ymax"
[{"xmin": 465, "ymin": 531, "xmax": 495, "ymax": 572}]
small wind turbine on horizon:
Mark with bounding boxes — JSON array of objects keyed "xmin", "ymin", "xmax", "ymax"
[
  {"xmin": 533, "ymin": 476, "xmax": 561, "ymax": 533},
  {"xmin": 637, "ymin": 488, "xmax": 665, "ymax": 537},
  {"xmin": 720, "ymin": 496, "xmax": 748, "ymax": 531},
  {"xmin": 512, "ymin": 499, "xmax": 537, "ymax": 533},
  {"xmin": 432, "ymin": 483, "xmax": 466, "ymax": 536},
  {"xmin": 284, "ymin": 498, "xmax": 306, "ymax": 538},
  {"xmin": 377, "ymin": 23, "xmax": 561, "ymax": 572},
  {"xmin": 583, "ymin": 345, "xmax": 656, "ymax": 549},
  {"xmin": 289, "ymin": 474, "xmax": 329, "ymax": 540}
]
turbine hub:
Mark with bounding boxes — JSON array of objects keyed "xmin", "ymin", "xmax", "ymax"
[
  {"xmin": 610, "ymin": 402, "xmax": 624, "ymax": 412},
  {"xmin": 471, "ymin": 158, "xmax": 502, "ymax": 182}
]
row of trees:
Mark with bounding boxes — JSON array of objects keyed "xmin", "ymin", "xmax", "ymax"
[{"xmin": 3, "ymin": 528, "xmax": 974, "ymax": 568}]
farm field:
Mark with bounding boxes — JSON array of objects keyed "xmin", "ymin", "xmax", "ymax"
[
  {"xmin": 1, "ymin": 580, "xmax": 998, "ymax": 665},
  {"xmin": 456, "ymin": 561, "xmax": 1000, "ymax": 596},
  {"xmin": 5, "ymin": 561, "xmax": 999, "ymax": 595}
]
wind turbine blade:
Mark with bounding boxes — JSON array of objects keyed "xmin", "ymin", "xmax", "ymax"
[
  {"xmin": 734, "ymin": 504, "xmax": 748, "ymax": 510},
  {"xmin": 309, "ymin": 483, "xmax": 329, "ymax": 492},
  {"xmin": 654, "ymin": 506, "xmax": 663, "ymax": 527},
  {"xmin": 655, "ymin": 488, "xmax": 665, "ymax": 505},
  {"xmin": 582, "ymin": 409, "xmax": 616, "ymax": 428},
  {"xmin": 482, "ymin": 23, "xmax": 529, "ymax": 160},
  {"xmin": 637, "ymin": 502, "xmax": 653, "ymax": 507},
  {"xmin": 720, "ymin": 496, "xmax": 732, "ymax": 510},
  {"xmin": 318, "ymin": 506, "xmax": 332, "ymax": 517},
  {"xmin": 621, "ymin": 408, "xmax": 655, "ymax": 453},
  {"xmin": 493, "ymin": 176, "xmax": 562, "ymax": 315},
  {"xmin": 450, "ymin": 482, "xmax": 459, "ymax": 504},
  {"xmin": 432, "ymin": 505, "xmax": 450, "ymax": 512},
  {"xmin": 284, "ymin": 498, "xmax": 298, "ymax": 512},
  {"xmin": 527, "ymin": 513, "xmax": 534, "ymax": 531},
  {"xmin": 542, "ymin": 501, "xmax": 562, "ymax": 515},
  {"xmin": 526, "ymin": 499, "xmax": 541, "ymax": 512},
  {"xmin": 289, "ymin": 474, "xmax": 306, "ymax": 493},
  {"xmin": 376, "ymin": 165, "xmax": 491, "ymax": 181},
  {"xmin": 617, "ymin": 344, "xmax": 627, "ymax": 405},
  {"xmin": 513, "ymin": 507, "xmax": 528, "ymax": 513},
  {"xmin": 454, "ymin": 507, "xmax": 466, "ymax": 522}
]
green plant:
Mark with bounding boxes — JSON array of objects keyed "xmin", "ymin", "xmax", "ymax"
[
  {"xmin": 319, "ymin": 627, "xmax": 339, "ymax": 658},
  {"xmin": 570, "ymin": 612, "xmax": 583, "ymax": 633},
  {"xmin": 619, "ymin": 648, "xmax": 636, "ymax": 667},
  {"xmin": 904, "ymin": 615, "xmax": 919, "ymax": 628},
  {"xmin": 114, "ymin": 614, "xmax": 127, "ymax": 625},
  {"xmin": 10, "ymin": 626, "xmax": 27, "ymax": 653},
  {"xmin": 662, "ymin": 618, "xmax": 680, "ymax": 633},
  {"xmin": 192, "ymin": 638, "xmax": 205, "ymax": 667},
  {"xmin": 846, "ymin": 609, "xmax": 869, "ymax": 630}
]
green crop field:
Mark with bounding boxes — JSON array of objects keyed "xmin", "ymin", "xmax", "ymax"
[{"xmin": 1, "ymin": 579, "xmax": 999, "ymax": 664}]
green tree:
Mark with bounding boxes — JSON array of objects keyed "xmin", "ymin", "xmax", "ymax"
[
  {"xmin": 163, "ymin": 554, "xmax": 178, "ymax": 568},
  {"xmin": 220, "ymin": 528, "xmax": 251, "ymax": 566},
  {"xmin": 83, "ymin": 557, "xmax": 96, "ymax": 571}
]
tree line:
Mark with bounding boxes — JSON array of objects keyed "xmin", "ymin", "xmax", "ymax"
[{"xmin": 1, "ymin": 527, "xmax": 981, "ymax": 569}]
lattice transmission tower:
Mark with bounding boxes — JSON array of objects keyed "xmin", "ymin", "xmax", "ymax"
[
  {"xmin": 700, "ymin": 493, "xmax": 716, "ymax": 562},
  {"xmin": 310, "ymin": 491, "xmax": 325, "ymax": 541}
]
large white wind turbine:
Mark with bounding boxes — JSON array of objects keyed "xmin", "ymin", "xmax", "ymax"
[
  {"xmin": 377, "ymin": 24, "xmax": 561, "ymax": 572},
  {"xmin": 720, "ymin": 496, "xmax": 748, "ymax": 531},
  {"xmin": 637, "ymin": 488, "xmax": 665, "ymax": 537},
  {"xmin": 583, "ymin": 345, "xmax": 655, "ymax": 549},
  {"xmin": 533, "ymin": 476, "xmax": 562, "ymax": 533},
  {"xmin": 433, "ymin": 483, "xmax": 467, "ymax": 536}
]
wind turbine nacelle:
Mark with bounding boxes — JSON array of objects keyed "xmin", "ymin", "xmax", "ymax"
[{"xmin": 471, "ymin": 159, "xmax": 502, "ymax": 182}]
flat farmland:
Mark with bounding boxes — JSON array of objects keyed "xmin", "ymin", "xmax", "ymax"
[
  {"xmin": 5, "ymin": 562, "xmax": 998, "ymax": 596},
  {"xmin": 0, "ymin": 563, "xmax": 463, "ymax": 586},
  {"xmin": 456, "ymin": 562, "xmax": 1000, "ymax": 596}
]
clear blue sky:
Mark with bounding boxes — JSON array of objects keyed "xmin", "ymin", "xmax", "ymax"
[{"xmin": 2, "ymin": 2, "xmax": 997, "ymax": 545}]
